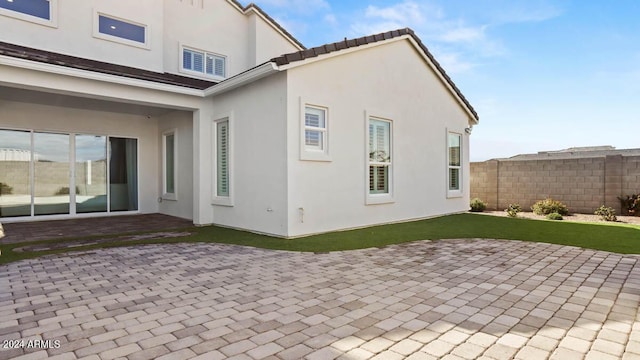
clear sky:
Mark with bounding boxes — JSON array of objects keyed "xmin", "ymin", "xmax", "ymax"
[{"xmin": 254, "ymin": 0, "xmax": 640, "ymax": 161}]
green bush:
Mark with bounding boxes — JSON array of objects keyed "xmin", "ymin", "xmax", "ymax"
[
  {"xmin": 470, "ymin": 198, "xmax": 487, "ymax": 212},
  {"xmin": 505, "ymin": 204, "xmax": 521, "ymax": 218},
  {"xmin": 0, "ymin": 182, "xmax": 12, "ymax": 195},
  {"xmin": 546, "ymin": 212, "xmax": 563, "ymax": 220},
  {"xmin": 55, "ymin": 186, "xmax": 80, "ymax": 196},
  {"xmin": 594, "ymin": 205, "xmax": 617, "ymax": 222},
  {"xmin": 532, "ymin": 198, "xmax": 569, "ymax": 216},
  {"xmin": 618, "ymin": 194, "xmax": 639, "ymax": 216}
]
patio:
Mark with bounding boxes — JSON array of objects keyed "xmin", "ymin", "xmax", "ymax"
[{"xmin": 1, "ymin": 238, "xmax": 639, "ymax": 359}]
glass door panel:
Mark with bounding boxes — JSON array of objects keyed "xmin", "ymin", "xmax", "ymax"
[
  {"xmin": 76, "ymin": 135, "xmax": 107, "ymax": 213},
  {"xmin": 0, "ymin": 129, "xmax": 32, "ymax": 217},
  {"xmin": 109, "ymin": 137, "xmax": 138, "ymax": 211},
  {"xmin": 34, "ymin": 132, "xmax": 70, "ymax": 215}
]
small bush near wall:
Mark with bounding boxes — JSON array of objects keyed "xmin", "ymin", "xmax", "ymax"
[
  {"xmin": 532, "ymin": 198, "xmax": 569, "ymax": 216},
  {"xmin": 0, "ymin": 182, "xmax": 13, "ymax": 195},
  {"xmin": 470, "ymin": 198, "xmax": 487, "ymax": 212},
  {"xmin": 594, "ymin": 205, "xmax": 617, "ymax": 222},
  {"xmin": 546, "ymin": 212, "xmax": 563, "ymax": 221},
  {"xmin": 618, "ymin": 194, "xmax": 640, "ymax": 216},
  {"xmin": 505, "ymin": 204, "xmax": 521, "ymax": 218},
  {"xmin": 55, "ymin": 186, "xmax": 80, "ymax": 196}
]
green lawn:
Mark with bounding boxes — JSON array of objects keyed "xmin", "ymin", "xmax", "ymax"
[{"xmin": 1, "ymin": 213, "xmax": 639, "ymax": 265}]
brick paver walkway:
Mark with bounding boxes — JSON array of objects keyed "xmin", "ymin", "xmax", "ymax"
[{"xmin": 1, "ymin": 239, "xmax": 640, "ymax": 359}]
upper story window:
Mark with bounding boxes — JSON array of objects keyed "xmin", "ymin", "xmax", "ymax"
[
  {"xmin": 181, "ymin": 47, "xmax": 226, "ymax": 79},
  {"xmin": 0, "ymin": 0, "xmax": 57, "ymax": 27},
  {"xmin": 93, "ymin": 12, "xmax": 149, "ymax": 49}
]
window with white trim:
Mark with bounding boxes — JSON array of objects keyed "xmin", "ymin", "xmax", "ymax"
[
  {"xmin": 215, "ymin": 120, "xmax": 229, "ymax": 197},
  {"xmin": 0, "ymin": 0, "xmax": 57, "ymax": 27},
  {"xmin": 304, "ymin": 106, "xmax": 326, "ymax": 151},
  {"xmin": 162, "ymin": 130, "xmax": 176, "ymax": 200},
  {"xmin": 182, "ymin": 47, "xmax": 226, "ymax": 79},
  {"xmin": 448, "ymin": 132, "xmax": 462, "ymax": 194},
  {"xmin": 368, "ymin": 118, "xmax": 391, "ymax": 195},
  {"xmin": 94, "ymin": 12, "xmax": 148, "ymax": 48}
]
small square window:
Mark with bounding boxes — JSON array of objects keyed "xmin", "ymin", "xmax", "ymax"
[{"xmin": 300, "ymin": 104, "xmax": 330, "ymax": 161}]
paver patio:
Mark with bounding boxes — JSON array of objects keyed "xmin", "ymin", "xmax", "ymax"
[{"xmin": 1, "ymin": 239, "xmax": 640, "ymax": 359}]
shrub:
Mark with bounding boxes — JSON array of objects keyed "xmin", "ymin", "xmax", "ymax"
[
  {"xmin": 546, "ymin": 212, "xmax": 563, "ymax": 220},
  {"xmin": 531, "ymin": 198, "xmax": 569, "ymax": 216},
  {"xmin": 594, "ymin": 205, "xmax": 617, "ymax": 222},
  {"xmin": 505, "ymin": 203, "xmax": 521, "ymax": 218},
  {"xmin": 470, "ymin": 198, "xmax": 487, "ymax": 212},
  {"xmin": 0, "ymin": 182, "xmax": 12, "ymax": 195},
  {"xmin": 618, "ymin": 194, "xmax": 640, "ymax": 216}
]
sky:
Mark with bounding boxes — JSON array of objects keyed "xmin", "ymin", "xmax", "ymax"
[{"xmin": 254, "ymin": 0, "xmax": 640, "ymax": 161}]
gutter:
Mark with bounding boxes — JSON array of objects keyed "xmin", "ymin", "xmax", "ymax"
[
  {"xmin": 203, "ymin": 62, "xmax": 279, "ymax": 97},
  {"xmin": 0, "ymin": 55, "xmax": 205, "ymax": 97}
]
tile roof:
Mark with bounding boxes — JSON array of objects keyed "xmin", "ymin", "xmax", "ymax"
[
  {"xmin": 270, "ymin": 28, "xmax": 478, "ymax": 121},
  {"xmin": 0, "ymin": 41, "xmax": 216, "ymax": 90},
  {"xmin": 230, "ymin": 1, "xmax": 306, "ymax": 50},
  {"xmin": 502, "ymin": 147, "xmax": 640, "ymax": 161}
]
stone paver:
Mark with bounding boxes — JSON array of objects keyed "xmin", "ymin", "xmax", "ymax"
[{"xmin": 1, "ymin": 239, "xmax": 640, "ymax": 359}]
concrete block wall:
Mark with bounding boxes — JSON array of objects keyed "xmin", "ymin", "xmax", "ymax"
[{"xmin": 471, "ymin": 155, "xmax": 640, "ymax": 214}]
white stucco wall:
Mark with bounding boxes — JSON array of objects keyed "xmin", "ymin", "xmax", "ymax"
[
  {"xmin": 207, "ymin": 73, "xmax": 289, "ymax": 236},
  {"xmin": 158, "ymin": 110, "xmax": 194, "ymax": 220},
  {"xmin": 0, "ymin": 99, "xmax": 161, "ymax": 218},
  {"xmin": 285, "ymin": 39, "xmax": 474, "ymax": 237},
  {"xmin": 248, "ymin": 12, "xmax": 301, "ymax": 67},
  {"xmin": 0, "ymin": 0, "xmax": 165, "ymax": 72}
]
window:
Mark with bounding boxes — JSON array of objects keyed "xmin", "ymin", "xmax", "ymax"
[
  {"xmin": 0, "ymin": 0, "xmax": 57, "ymax": 27},
  {"xmin": 368, "ymin": 118, "xmax": 392, "ymax": 195},
  {"xmin": 94, "ymin": 13, "xmax": 148, "ymax": 48},
  {"xmin": 448, "ymin": 132, "xmax": 462, "ymax": 195},
  {"xmin": 182, "ymin": 47, "xmax": 226, "ymax": 78},
  {"xmin": 162, "ymin": 131, "xmax": 176, "ymax": 200},
  {"xmin": 216, "ymin": 120, "xmax": 229, "ymax": 197},
  {"xmin": 300, "ymin": 102, "xmax": 330, "ymax": 161}
]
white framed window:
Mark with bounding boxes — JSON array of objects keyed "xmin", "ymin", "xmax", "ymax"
[
  {"xmin": 366, "ymin": 114, "xmax": 394, "ymax": 204},
  {"xmin": 447, "ymin": 132, "xmax": 463, "ymax": 197},
  {"xmin": 162, "ymin": 130, "xmax": 177, "ymax": 200},
  {"xmin": 300, "ymin": 101, "xmax": 330, "ymax": 161},
  {"xmin": 213, "ymin": 114, "xmax": 233, "ymax": 206},
  {"xmin": 93, "ymin": 12, "xmax": 149, "ymax": 49},
  {"xmin": 181, "ymin": 46, "xmax": 226, "ymax": 79},
  {"xmin": 0, "ymin": 0, "xmax": 58, "ymax": 27}
]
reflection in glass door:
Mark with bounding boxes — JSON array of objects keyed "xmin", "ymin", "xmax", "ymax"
[
  {"xmin": 76, "ymin": 135, "xmax": 107, "ymax": 213},
  {"xmin": 34, "ymin": 132, "xmax": 70, "ymax": 215},
  {"xmin": 0, "ymin": 129, "xmax": 32, "ymax": 217}
]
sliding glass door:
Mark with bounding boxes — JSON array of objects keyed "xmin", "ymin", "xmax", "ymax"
[
  {"xmin": 0, "ymin": 129, "xmax": 138, "ymax": 218},
  {"xmin": 0, "ymin": 129, "xmax": 32, "ymax": 217}
]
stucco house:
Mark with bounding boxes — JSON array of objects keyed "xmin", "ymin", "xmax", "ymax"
[{"xmin": 0, "ymin": 0, "xmax": 478, "ymax": 237}]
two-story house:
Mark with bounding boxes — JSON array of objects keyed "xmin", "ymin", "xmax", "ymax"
[{"xmin": 0, "ymin": 0, "xmax": 478, "ymax": 237}]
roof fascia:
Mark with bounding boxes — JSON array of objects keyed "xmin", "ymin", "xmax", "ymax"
[
  {"xmin": 203, "ymin": 62, "xmax": 278, "ymax": 96},
  {"xmin": 226, "ymin": 0, "xmax": 305, "ymax": 51},
  {"xmin": 0, "ymin": 55, "xmax": 205, "ymax": 97},
  {"xmin": 275, "ymin": 35, "xmax": 478, "ymax": 124}
]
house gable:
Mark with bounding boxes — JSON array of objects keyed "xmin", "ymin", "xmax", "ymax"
[{"xmin": 271, "ymin": 28, "xmax": 478, "ymax": 124}]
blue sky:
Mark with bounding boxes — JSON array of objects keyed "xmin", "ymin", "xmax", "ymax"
[{"xmin": 255, "ymin": 0, "xmax": 640, "ymax": 161}]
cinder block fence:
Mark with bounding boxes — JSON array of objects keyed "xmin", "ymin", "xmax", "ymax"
[{"xmin": 471, "ymin": 154, "xmax": 640, "ymax": 214}]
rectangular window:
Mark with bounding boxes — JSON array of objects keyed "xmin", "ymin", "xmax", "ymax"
[
  {"xmin": 448, "ymin": 132, "xmax": 462, "ymax": 193},
  {"xmin": 0, "ymin": 0, "xmax": 56, "ymax": 26},
  {"xmin": 182, "ymin": 47, "xmax": 226, "ymax": 78},
  {"xmin": 162, "ymin": 131, "xmax": 176, "ymax": 200},
  {"xmin": 368, "ymin": 118, "xmax": 391, "ymax": 195},
  {"xmin": 94, "ymin": 13, "xmax": 148, "ymax": 48},
  {"xmin": 216, "ymin": 120, "xmax": 229, "ymax": 197},
  {"xmin": 304, "ymin": 107, "xmax": 326, "ymax": 151}
]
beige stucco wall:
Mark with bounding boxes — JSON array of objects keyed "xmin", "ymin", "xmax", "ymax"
[
  {"xmin": 157, "ymin": 110, "xmax": 194, "ymax": 220},
  {"xmin": 207, "ymin": 72, "xmax": 289, "ymax": 236},
  {"xmin": 285, "ymin": 39, "xmax": 475, "ymax": 236},
  {"xmin": 471, "ymin": 155, "xmax": 640, "ymax": 214}
]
